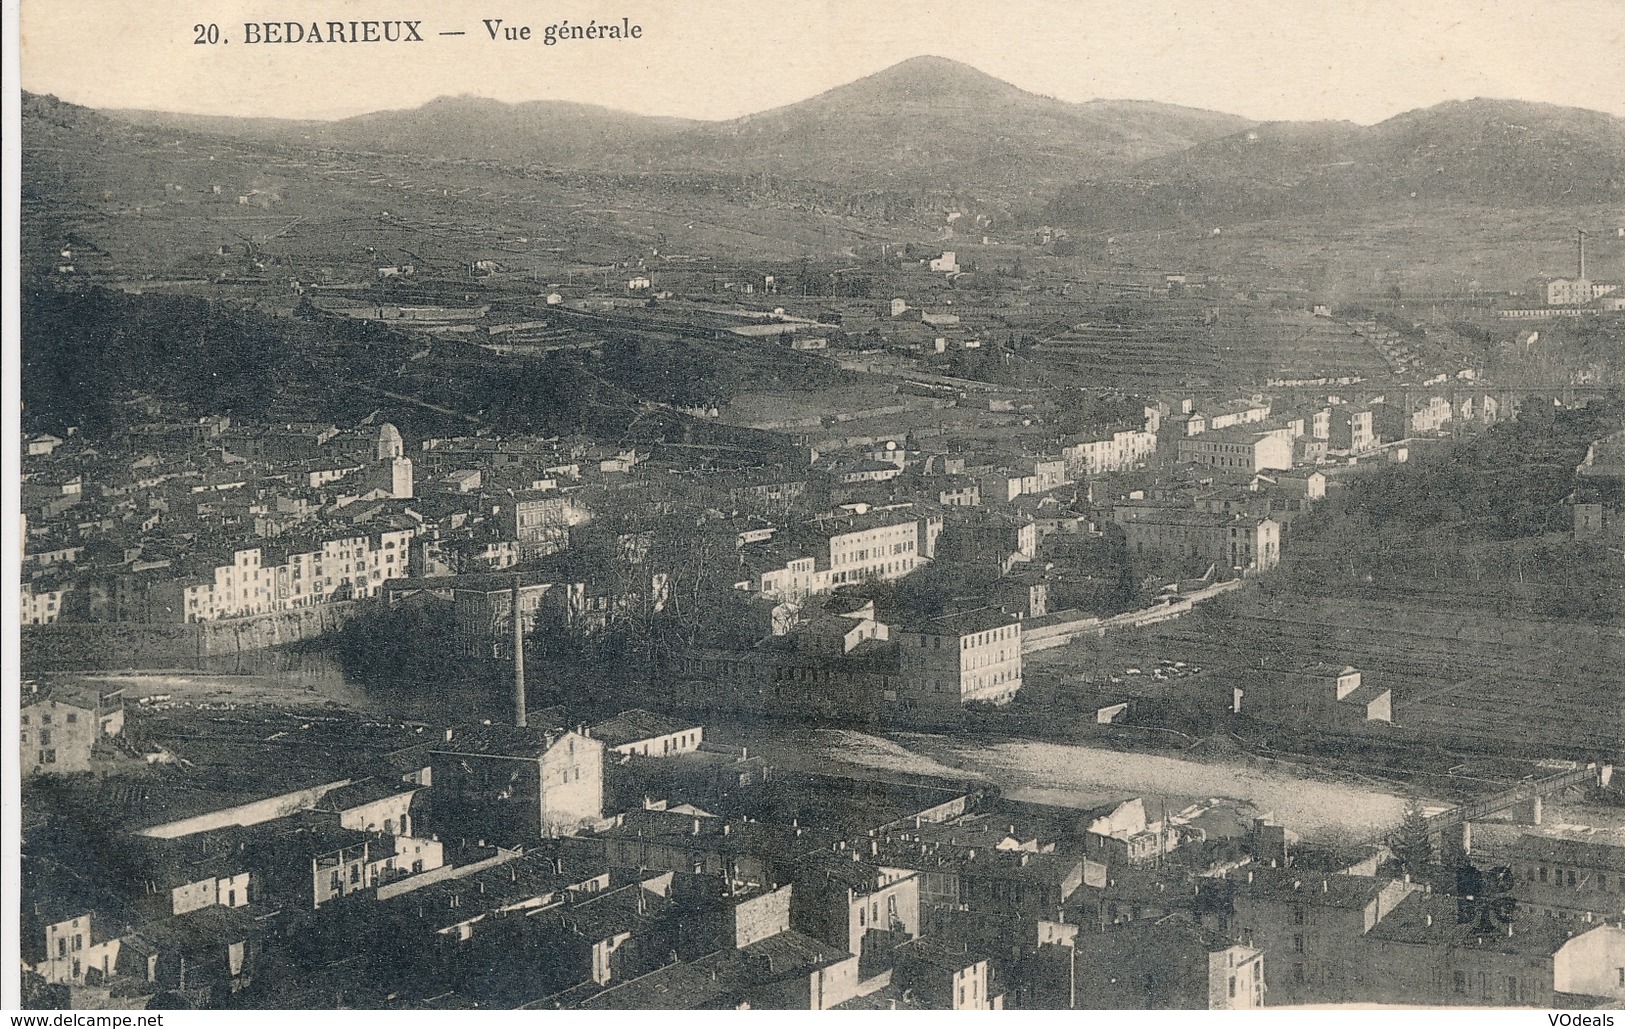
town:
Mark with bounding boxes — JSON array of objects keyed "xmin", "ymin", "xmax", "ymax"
[{"xmin": 16, "ymin": 39, "xmax": 1625, "ymax": 1013}]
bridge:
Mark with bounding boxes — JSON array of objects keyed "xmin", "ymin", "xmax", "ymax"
[{"xmin": 1427, "ymin": 762, "xmax": 1612, "ymax": 851}]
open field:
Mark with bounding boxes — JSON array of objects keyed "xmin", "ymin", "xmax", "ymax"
[{"xmin": 45, "ymin": 669, "xmax": 374, "ymax": 712}]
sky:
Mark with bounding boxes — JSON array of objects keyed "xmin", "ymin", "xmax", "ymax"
[{"xmin": 18, "ymin": 0, "xmax": 1625, "ymax": 124}]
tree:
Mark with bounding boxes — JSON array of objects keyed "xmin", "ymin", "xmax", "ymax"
[{"xmin": 1389, "ymin": 797, "xmax": 1434, "ymax": 876}]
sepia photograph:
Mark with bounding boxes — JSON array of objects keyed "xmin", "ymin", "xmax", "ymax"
[{"xmin": 7, "ymin": 0, "xmax": 1625, "ymax": 1014}]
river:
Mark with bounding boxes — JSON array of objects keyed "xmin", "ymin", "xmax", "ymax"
[{"xmin": 710, "ymin": 723, "xmax": 1412, "ymax": 842}]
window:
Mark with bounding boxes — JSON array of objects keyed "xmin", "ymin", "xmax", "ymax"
[
  {"xmin": 1453, "ymin": 971, "xmax": 1467, "ymax": 994},
  {"xmin": 65, "ymin": 712, "xmax": 77, "ymax": 724},
  {"xmin": 40, "ymin": 731, "xmax": 51, "ymax": 746},
  {"xmin": 58, "ymin": 939, "xmax": 67, "ymax": 958},
  {"xmin": 1568, "ymin": 870, "xmax": 1577, "ymax": 888},
  {"xmin": 350, "ymin": 865, "xmax": 360, "ymax": 884},
  {"xmin": 1507, "ymin": 976, "xmax": 1519, "ymax": 1002},
  {"xmin": 1292, "ymin": 935, "xmax": 1304, "ymax": 954},
  {"xmin": 43, "ymin": 750, "xmax": 55, "ymax": 764},
  {"xmin": 1293, "ymin": 964, "xmax": 1305, "ymax": 984},
  {"xmin": 73, "ymin": 934, "xmax": 82, "ymax": 951},
  {"xmin": 1540, "ymin": 866, "xmax": 1549, "ymax": 883},
  {"xmin": 1293, "ymin": 906, "xmax": 1305, "ymax": 925},
  {"xmin": 1229, "ymin": 976, "xmax": 1237, "ymax": 999}
]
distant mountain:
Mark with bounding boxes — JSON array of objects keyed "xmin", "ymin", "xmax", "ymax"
[
  {"xmin": 1046, "ymin": 97, "xmax": 1625, "ymax": 228},
  {"xmin": 110, "ymin": 95, "xmax": 700, "ymax": 165},
  {"xmin": 652, "ymin": 56, "xmax": 1254, "ymax": 189},
  {"xmin": 104, "ymin": 56, "xmax": 1253, "ymax": 191}
]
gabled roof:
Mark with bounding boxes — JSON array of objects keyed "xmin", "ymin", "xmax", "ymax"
[
  {"xmin": 1227, "ymin": 867, "xmax": 1392, "ymax": 910},
  {"xmin": 310, "ymin": 777, "xmax": 419, "ymax": 813},
  {"xmin": 590, "ymin": 709, "xmax": 702, "ymax": 748},
  {"xmin": 430, "ymin": 723, "xmax": 577, "ymax": 760}
]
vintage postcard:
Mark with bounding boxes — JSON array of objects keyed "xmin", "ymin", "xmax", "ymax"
[{"xmin": 8, "ymin": 0, "xmax": 1625, "ymax": 1014}]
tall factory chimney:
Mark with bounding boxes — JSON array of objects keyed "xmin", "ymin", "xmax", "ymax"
[
  {"xmin": 1579, "ymin": 228, "xmax": 1589, "ymax": 281},
  {"xmin": 512, "ymin": 576, "xmax": 527, "ymax": 728}
]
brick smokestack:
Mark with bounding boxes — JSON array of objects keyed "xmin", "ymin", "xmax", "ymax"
[{"xmin": 513, "ymin": 576, "xmax": 527, "ymax": 728}]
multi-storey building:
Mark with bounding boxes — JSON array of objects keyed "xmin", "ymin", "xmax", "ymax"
[
  {"xmin": 1373, "ymin": 393, "xmax": 1453, "ymax": 440},
  {"xmin": 1329, "ymin": 408, "xmax": 1377, "ymax": 454},
  {"xmin": 497, "ymin": 490, "xmax": 592, "ymax": 560},
  {"xmin": 1119, "ymin": 511, "xmax": 1281, "ymax": 573},
  {"xmin": 1547, "ymin": 278, "xmax": 1622, "ymax": 306},
  {"xmin": 1466, "ymin": 823, "xmax": 1625, "ymax": 924},
  {"xmin": 894, "ymin": 608, "xmax": 1023, "ymax": 711},
  {"xmin": 20, "ymin": 580, "xmax": 68, "ymax": 625},
  {"xmin": 131, "ymin": 526, "xmax": 415, "ymax": 623},
  {"xmin": 792, "ymin": 854, "xmax": 923, "ymax": 960},
  {"xmin": 1224, "ymin": 867, "xmax": 1416, "ymax": 1006},
  {"xmin": 753, "ymin": 510, "xmax": 942, "ymax": 602},
  {"xmin": 1061, "ymin": 429, "xmax": 1158, "ymax": 478},
  {"xmin": 1071, "ymin": 917, "xmax": 1265, "ymax": 1009},
  {"xmin": 429, "ymin": 724, "xmax": 604, "ymax": 839},
  {"xmin": 1176, "ymin": 428, "xmax": 1293, "ymax": 475},
  {"xmin": 19, "ymin": 694, "xmax": 101, "ymax": 775},
  {"xmin": 1361, "ymin": 892, "xmax": 1625, "ymax": 1007}
]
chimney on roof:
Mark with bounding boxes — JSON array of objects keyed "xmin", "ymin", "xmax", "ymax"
[
  {"xmin": 693, "ymin": 819, "xmax": 702, "ymax": 836},
  {"xmin": 1424, "ymin": 913, "xmax": 1432, "ymax": 927},
  {"xmin": 1293, "ymin": 880, "xmax": 1301, "ymax": 891},
  {"xmin": 1322, "ymin": 880, "xmax": 1328, "ymax": 893},
  {"xmin": 1247, "ymin": 870, "xmax": 1254, "ymax": 884}
]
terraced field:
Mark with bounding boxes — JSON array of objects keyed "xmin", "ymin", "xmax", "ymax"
[
  {"xmin": 1091, "ymin": 590, "xmax": 1625, "ymax": 758},
  {"xmin": 1027, "ymin": 303, "xmax": 1396, "ymax": 387}
]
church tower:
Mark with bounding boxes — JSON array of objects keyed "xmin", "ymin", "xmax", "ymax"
[{"xmin": 369, "ymin": 422, "xmax": 414, "ymax": 498}]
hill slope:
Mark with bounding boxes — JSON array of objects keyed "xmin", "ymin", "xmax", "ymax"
[{"xmin": 1046, "ymin": 97, "xmax": 1625, "ymax": 228}]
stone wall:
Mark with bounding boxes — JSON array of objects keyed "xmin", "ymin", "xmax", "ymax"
[{"xmin": 21, "ymin": 602, "xmax": 362, "ymax": 671}]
